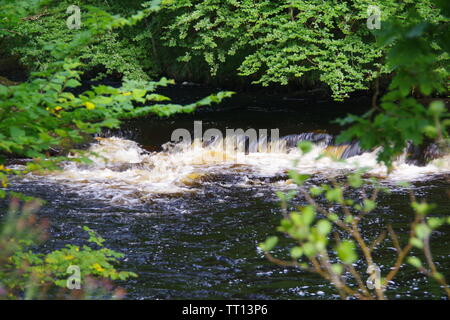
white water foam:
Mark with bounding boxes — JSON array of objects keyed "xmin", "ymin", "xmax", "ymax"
[{"xmin": 18, "ymin": 137, "xmax": 450, "ymax": 203}]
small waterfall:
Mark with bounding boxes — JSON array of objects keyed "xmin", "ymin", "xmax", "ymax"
[
  {"xmin": 280, "ymin": 133, "xmax": 364, "ymax": 159},
  {"xmin": 280, "ymin": 133, "xmax": 446, "ymax": 164},
  {"xmin": 14, "ymin": 134, "xmax": 449, "ymax": 205},
  {"xmin": 405, "ymin": 140, "xmax": 446, "ymax": 166},
  {"xmin": 281, "ymin": 133, "xmax": 334, "ymax": 148},
  {"xmin": 202, "ymin": 132, "xmax": 364, "ymax": 159}
]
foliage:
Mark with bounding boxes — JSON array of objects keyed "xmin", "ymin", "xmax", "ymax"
[
  {"xmin": 1, "ymin": 0, "xmax": 155, "ymax": 80},
  {"xmin": 159, "ymin": 0, "xmax": 444, "ymax": 99},
  {"xmin": 2, "ymin": 1, "xmax": 446, "ymax": 99},
  {"xmin": 261, "ymin": 144, "xmax": 450, "ymax": 300},
  {"xmin": 0, "ymin": 198, "xmax": 135, "ymax": 299},
  {"xmin": 337, "ymin": 1, "xmax": 449, "ymax": 166},
  {"xmin": 0, "ymin": 0, "xmax": 233, "ymax": 194}
]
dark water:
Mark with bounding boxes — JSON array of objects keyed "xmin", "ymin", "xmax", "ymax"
[
  {"xmin": 115, "ymin": 86, "xmax": 369, "ymax": 150},
  {"xmin": 2, "ymin": 87, "xmax": 450, "ymax": 299}
]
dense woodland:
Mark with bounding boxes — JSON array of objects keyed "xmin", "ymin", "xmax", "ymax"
[{"xmin": 1, "ymin": 1, "xmax": 447, "ymax": 97}]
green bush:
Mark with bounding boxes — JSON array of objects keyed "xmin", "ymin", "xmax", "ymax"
[
  {"xmin": 337, "ymin": 0, "xmax": 449, "ymax": 166},
  {"xmin": 262, "ymin": 147, "xmax": 450, "ymax": 300},
  {"xmin": 0, "ymin": 198, "xmax": 136, "ymax": 300}
]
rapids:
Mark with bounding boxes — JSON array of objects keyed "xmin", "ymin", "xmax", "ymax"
[
  {"xmin": 14, "ymin": 135, "xmax": 450, "ymax": 206},
  {"xmin": 2, "ymin": 89, "xmax": 449, "ymax": 299}
]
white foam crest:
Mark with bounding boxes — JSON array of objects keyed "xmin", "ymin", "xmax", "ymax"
[
  {"xmin": 243, "ymin": 145, "xmax": 449, "ymax": 181},
  {"xmin": 24, "ymin": 137, "xmax": 449, "ymax": 203},
  {"xmin": 87, "ymin": 137, "xmax": 145, "ymax": 165}
]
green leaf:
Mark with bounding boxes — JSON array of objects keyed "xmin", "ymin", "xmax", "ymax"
[
  {"xmin": 362, "ymin": 199, "xmax": 376, "ymax": 212},
  {"xmin": 409, "ymin": 237, "xmax": 423, "ymax": 249},
  {"xmin": 289, "ymin": 171, "xmax": 310, "ymax": 185},
  {"xmin": 415, "ymin": 224, "xmax": 431, "ymax": 240},
  {"xmin": 347, "ymin": 173, "xmax": 362, "ymax": 188},
  {"xmin": 276, "ymin": 190, "xmax": 297, "ymax": 202},
  {"xmin": 65, "ymin": 79, "xmax": 81, "ymax": 88},
  {"xmin": 259, "ymin": 236, "xmax": 278, "ymax": 252},
  {"xmin": 300, "ymin": 206, "xmax": 316, "ymax": 226},
  {"xmin": 10, "ymin": 127, "xmax": 25, "ymax": 139},
  {"xmin": 290, "ymin": 246, "xmax": 303, "ymax": 259},
  {"xmin": 433, "ymin": 272, "xmax": 444, "ymax": 281},
  {"xmin": 328, "ymin": 213, "xmax": 339, "ymax": 223},
  {"xmin": 411, "ymin": 202, "xmax": 434, "ymax": 215},
  {"xmin": 331, "ymin": 263, "xmax": 343, "ymax": 275},
  {"xmin": 0, "ymin": 85, "xmax": 8, "ymax": 96},
  {"xmin": 297, "ymin": 141, "xmax": 313, "ymax": 154},
  {"xmin": 326, "ymin": 188, "xmax": 343, "ymax": 204},
  {"xmin": 336, "ymin": 240, "xmax": 357, "ymax": 264},
  {"xmin": 407, "ymin": 256, "xmax": 422, "ymax": 268},
  {"xmin": 316, "ymin": 219, "xmax": 332, "ymax": 235},
  {"xmin": 310, "ymin": 186, "xmax": 323, "ymax": 197},
  {"xmin": 302, "ymin": 242, "xmax": 316, "ymax": 258},
  {"xmin": 428, "ymin": 217, "xmax": 444, "ymax": 229},
  {"xmin": 99, "ymin": 118, "xmax": 120, "ymax": 128},
  {"xmin": 429, "ymin": 100, "xmax": 445, "ymax": 115}
]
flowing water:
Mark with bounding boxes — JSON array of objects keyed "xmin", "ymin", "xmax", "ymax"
[{"xmin": 2, "ymin": 87, "xmax": 450, "ymax": 299}]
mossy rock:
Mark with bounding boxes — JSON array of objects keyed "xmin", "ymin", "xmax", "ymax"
[{"xmin": 0, "ymin": 76, "xmax": 19, "ymax": 86}]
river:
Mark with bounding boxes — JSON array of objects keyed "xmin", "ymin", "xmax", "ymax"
[{"xmin": 3, "ymin": 86, "xmax": 450, "ymax": 299}]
